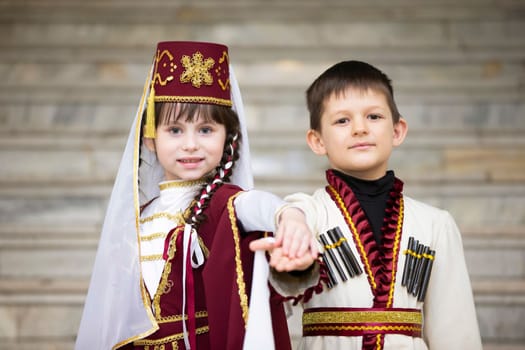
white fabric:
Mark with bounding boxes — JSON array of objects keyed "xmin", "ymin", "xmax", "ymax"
[
  {"xmin": 270, "ymin": 190, "xmax": 482, "ymax": 350},
  {"xmin": 243, "ymin": 239, "xmax": 276, "ymax": 350},
  {"xmin": 181, "ymin": 223, "xmax": 204, "ymax": 349},
  {"xmin": 140, "ymin": 181, "xmax": 203, "ymax": 299},
  {"xmin": 75, "ymin": 60, "xmax": 268, "ymax": 349},
  {"xmin": 229, "ymin": 66, "xmax": 254, "ymax": 190},
  {"xmin": 234, "ymin": 190, "xmax": 285, "ymax": 232},
  {"xmin": 75, "ymin": 103, "xmax": 157, "ymax": 350}
]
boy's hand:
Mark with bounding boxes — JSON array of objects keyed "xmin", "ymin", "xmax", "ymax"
[{"xmin": 249, "ymin": 207, "xmax": 318, "ymax": 272}]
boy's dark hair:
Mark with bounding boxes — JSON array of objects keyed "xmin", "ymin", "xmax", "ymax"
[{"xmin": 306, "ymin": 60, "xmax": 401, "ymax": 131}]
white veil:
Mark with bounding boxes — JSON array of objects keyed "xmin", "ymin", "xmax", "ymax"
[{"xmin": 75, "ymin": 57, "xmax": 256, "ymax": 349}]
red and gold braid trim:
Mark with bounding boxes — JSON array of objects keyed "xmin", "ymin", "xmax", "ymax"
[
  {"xmin": 326, "ymin": 185, "xmax": 376, "ymax": 289},
  {"xmin": 302, "ymin": 307, "xmax": 422, "ymax": 338}
]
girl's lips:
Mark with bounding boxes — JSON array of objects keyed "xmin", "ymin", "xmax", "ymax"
[
  {"xmin": 178, "ymin": 158, "xmax": 202, "ymax": 163},
  {"xmin": 177, "ymin": 157, "xmax": 203, "ymax": 168}
]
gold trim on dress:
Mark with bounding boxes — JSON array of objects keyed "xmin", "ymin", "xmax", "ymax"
[
  {"xmin": 159, "ymin": 179, "xmax": 206, "ymax": 191},
  {"xmin": 227, "ymin": 192, "xmax": 249, "ymax": 325},
  {"xmin": 153, "ymin": 226, "xmax": 182, "ymax": 318},
  {"xmin": 133, "ymin": 325, "xmax": 209, "ymax": 346},
  {"xmin": 141, "ymin": 232, "xmax": 167, "ymax": 241},
  {"xmin": 157, "ymin": 310, "xmax": 208, "ymax": 324},
  {"xmin": 141, "ymin": 254, "xmax": 164, "ymax": 262},
  {"xmin": 140, "ymin": 211, "xmax": 186, "ymax": 224}
]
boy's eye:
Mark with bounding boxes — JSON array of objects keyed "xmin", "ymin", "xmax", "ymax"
[
  {"xmin": 335, "ymin": 118, "xmax": 349, "ymax": 125},
  {"xmin": 368, "ymin": 114, "xmax": 381, "ymax": 120}
]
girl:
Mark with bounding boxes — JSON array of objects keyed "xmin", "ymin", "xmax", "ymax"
[{"xmin": 75, "ymin": 41, "xmax": 311, "ymax": 350}]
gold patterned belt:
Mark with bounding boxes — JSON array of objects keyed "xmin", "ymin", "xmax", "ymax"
[{"xmin": 303, "ymin": 307, "xmax": 422, "ymax": 337}]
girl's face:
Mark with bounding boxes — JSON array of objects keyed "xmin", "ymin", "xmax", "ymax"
[
  {"xmin": 145, "ymin": 109, "xmax": 227, "ymax": 181},
  {"xmin": 306, "ymin": 87, "xmax": 407, "ymax": 180}
]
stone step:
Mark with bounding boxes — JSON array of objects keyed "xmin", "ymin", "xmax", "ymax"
[
  {"xmin": 2, "ymin": 101, "xmax": 525, "ymax": 135},
  {"xmin": 3, "ymin": 45, "xmax": 525, "ymax": 66},
  {"xmin": 1, "ymin": 84, "xmax": 523, "ymax": 107},
  {"xmin": 0, "ymin": 276, "xmax": 523, "ymax": 346},
  {"xmin": 0, "ymin": 221, "xmax": 523, "ymax": 280},
  {"xmin": 0, "ymin": 181, "xmax": 524, "ymax": 230},
  {"xmin": 1, "ymin": 61, "xmax": 523, "ymax": 97},
  {"xmin": 2, "ymin": 0, "xmax": 524, "ymax": 24},
  {"xmin": 1, "ymin": 5, "xmax": 524, "ymax": 52},
  {"xmin": 1, "ymin": 132, "xmax": 524, "ymax": 183}
]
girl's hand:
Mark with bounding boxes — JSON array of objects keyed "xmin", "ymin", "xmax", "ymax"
[{"xmin": 249, "ymin": 237, "xmax": 316, "ymax": 272}]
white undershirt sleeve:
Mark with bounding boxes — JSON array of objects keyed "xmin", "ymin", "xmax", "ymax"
[{"xmin": 234, "ymin": 190, "xmax": 285, "ymax": 232}]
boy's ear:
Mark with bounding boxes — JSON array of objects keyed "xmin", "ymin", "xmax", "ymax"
[
  {"xmin": 306, "ymin": 129, "xmax": 327, "ymax": 156},
  {"xmin": 393, "ymin": 117, "xmax": 408, "ymax": 147},
  {"xmin": 143, "ymin": 137, "xmax": 156, "ymax": 152}
]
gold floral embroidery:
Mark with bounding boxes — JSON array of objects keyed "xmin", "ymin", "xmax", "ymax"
[{"xmin": 180, "ymin": 51, "xmax": 214, "ymax": 88}]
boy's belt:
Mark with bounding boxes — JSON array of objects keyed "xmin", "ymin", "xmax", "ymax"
[{"xmin": 303, "ymin": 307, "xmax": 422, "ymax": 337}]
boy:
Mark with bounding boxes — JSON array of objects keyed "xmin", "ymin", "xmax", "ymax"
[{"xmin": 261, "ymin": 60, "xmax": 482, "ymax": 349}]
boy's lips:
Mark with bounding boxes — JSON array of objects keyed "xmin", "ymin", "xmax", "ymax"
[{"xmin": 351, "ymin": 142, "xmax": 374, "ymax": 149}]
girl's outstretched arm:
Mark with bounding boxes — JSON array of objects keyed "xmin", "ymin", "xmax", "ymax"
[{"xmin": 235, "ymin": 191, "xmax": 317, "ymax": 271}]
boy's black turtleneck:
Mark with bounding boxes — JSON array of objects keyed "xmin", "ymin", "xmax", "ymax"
[{"xmin": 332, "ymin": 169, "xmax": 395, "ymax": 245}]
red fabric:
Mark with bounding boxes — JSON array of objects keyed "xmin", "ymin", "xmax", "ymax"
[
  {"xmin": 325, "ymin": 170, "xmax": 405, "ymax": 350},
  {"xmin": 152, "ymin": 41, "xmax": 231, "ymax": 106},
  {"xmin": 122, "ymin": 184, "xmax": 291, "ymax": 350},
  {"xmin": 184, "ymin": 232, "xmax": 197, "ymax": 350}
]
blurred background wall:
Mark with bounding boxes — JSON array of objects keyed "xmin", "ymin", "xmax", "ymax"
[{"xmin": 0, "ymin": 0, "xmax": 524, "ymax": 349}]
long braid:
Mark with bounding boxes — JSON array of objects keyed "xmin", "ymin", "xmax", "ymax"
[{"xmin": 188, "ymin": 133, "xmax": 240, "ymax": 228}]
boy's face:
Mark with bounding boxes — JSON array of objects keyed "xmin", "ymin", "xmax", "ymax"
[{"xmin": 306, "ymin": 87, "xmax": 407, "ymax": 180}]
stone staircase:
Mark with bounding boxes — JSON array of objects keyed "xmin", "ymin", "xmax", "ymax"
[{"xmin": 0, "ymin": 0, "xmax": 524, "ymax": 349}]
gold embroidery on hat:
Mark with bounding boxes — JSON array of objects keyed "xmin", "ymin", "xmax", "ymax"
[
  {"xmin": 217, "ymin": 51, "xmax": 230, "ymax": 91},
  {"xmin": 153, "ymin": 49, "xmax": 176, "ymax": 87},
  {"xmin": 155, "ymin": 95, "xmax": 232, "ymax": 107},
  {"xmin": 180, "ymin": 51, "xmax": 214, "ymax": 88}
]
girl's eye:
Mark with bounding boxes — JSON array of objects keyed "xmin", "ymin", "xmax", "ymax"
[
  {"xmin": 199, "ymin": 126, "xmax": 213, "ymax": 134},
  {"xmin": 169, "ymin": 127, "xmax": 182, "ymax": 134}
]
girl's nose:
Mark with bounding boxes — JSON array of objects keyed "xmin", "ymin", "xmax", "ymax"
[{"xmin": 182, "ymin": 134, "xmax": 198, "ymax": 151}]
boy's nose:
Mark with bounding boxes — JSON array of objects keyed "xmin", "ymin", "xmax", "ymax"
[{"xmin": 352, "ymin": 117, "xmax": 368, "ymax": 135}]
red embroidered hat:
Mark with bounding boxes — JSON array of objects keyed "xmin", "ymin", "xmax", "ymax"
[{"xmin": 144, "ymin": 41, "xmax": 232, "ymax": 138}]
